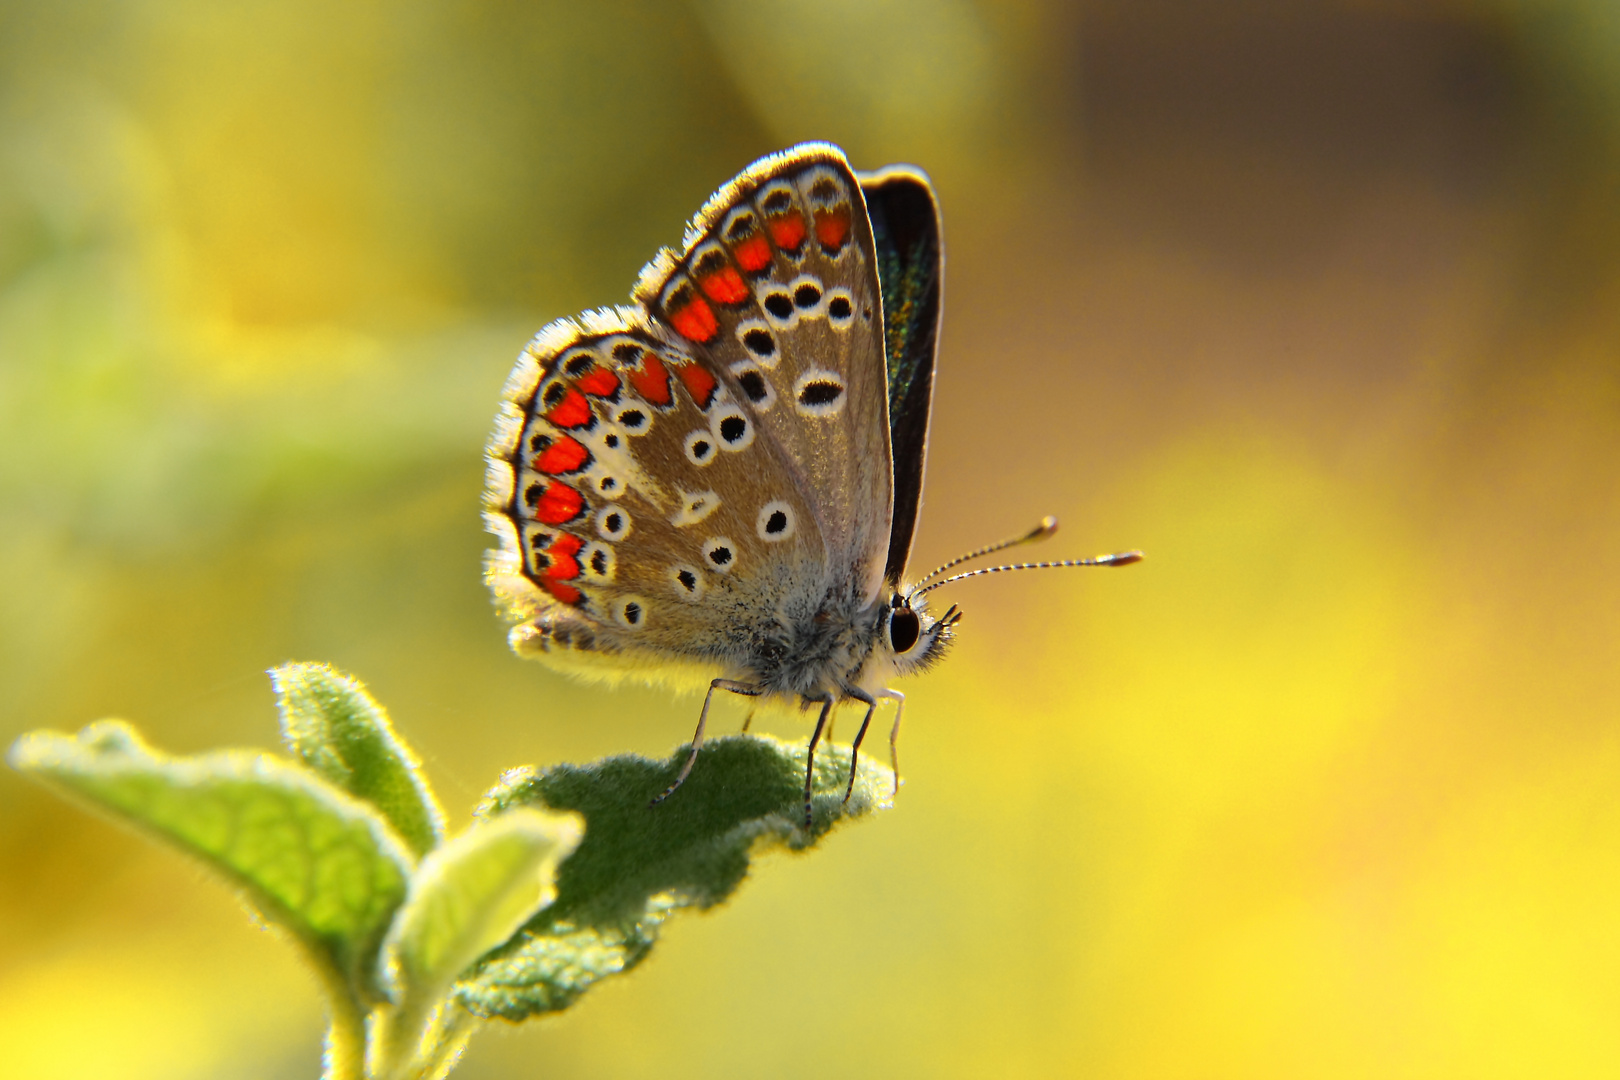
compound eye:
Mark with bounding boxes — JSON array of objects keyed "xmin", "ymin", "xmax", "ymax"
[{"xmin": 888, "ymin": 607, "xmax": 921, "ymax": 654}]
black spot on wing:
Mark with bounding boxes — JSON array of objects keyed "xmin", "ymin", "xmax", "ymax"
[
  {"xmin": 799, "ymin": 381, "xmax": 843, "ymax": 407},
  {"xmin": 743, "ymin": 328, "xmax": 775, "ymax": 358}
]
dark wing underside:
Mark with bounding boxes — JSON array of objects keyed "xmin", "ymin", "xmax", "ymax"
[{"xmin": 860, "ymin": 166, "xmax": 943, "ymax": 587}]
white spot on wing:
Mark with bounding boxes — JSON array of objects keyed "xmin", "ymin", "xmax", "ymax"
[
  {"xmin": 826, "ymin": 286, "xmax": 855, "ymax": 330},
  {"xmin": 595, "ymin": 505, "xmax": 631, "ymax": 541},
  {"xmin": 614, "ymin": 595, "xmax": 649, "ymax": 630},
  {"xmin": 669, "ymin": 563, "xmax": 706, "ymax": 601},
  {"xmin": 735, "ymin": 319, "xmax": 779, "ymax": 369},
  {"xmin": 683, "ymin": 429, "xmax": 717, "ymax": 466},
  {"xmin": 759, "ymin": 284, "xmax": 798, "ymax": 330},
  {"xmin": 756, "ymin": 500, "xmax": 796, "ymax": 542},
  {"xmin": 793, "ymin": 368, "xmax": 847, "ymax": 418},
  {"xmin": 580, "ymin": 542, "xmax": 616, "ymax": 581},
  {"xmin": 702, "ymin": 536, "xmax": 738, "ymax": 573},
  {"xmin": 710, "ymin": 404, "xmax": 755, "ymax": 452},
  {"xmin": 785, "ymin": 273, "xmax": 826, "ymax": 318},
  {"xmin": 614, "ymin": 403, "xmax": 652, "ymax": 433},
  {"xmin": 671, "ymin": 490, "xmax": 720, "ymax": 528}
]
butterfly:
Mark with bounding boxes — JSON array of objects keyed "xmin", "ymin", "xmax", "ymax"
[{"xmin": 483, "ymin": 143, "xmax": 1140, "ymax": 828}]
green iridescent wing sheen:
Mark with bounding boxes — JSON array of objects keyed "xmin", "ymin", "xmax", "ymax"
[{"xmin": 859, "ymin": 166, "xmax": 943, "ymax": 586}]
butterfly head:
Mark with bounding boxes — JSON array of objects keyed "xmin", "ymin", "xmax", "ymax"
[
  {"xmin": 880, "ymin": 516, "xmax": 1142, "ymax": 679},
  {"xmin": 879, "ymin": 591, "xmax": 960, "ymax": 676}
]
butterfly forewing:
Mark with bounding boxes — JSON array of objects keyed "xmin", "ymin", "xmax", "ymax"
[
  {"xmin": 860, "ymin": 165, "xmax": 943, "ymax": 586},
  {"xmin": 633, "ymin": 143, "xmax": 894, "ymax": 611}
]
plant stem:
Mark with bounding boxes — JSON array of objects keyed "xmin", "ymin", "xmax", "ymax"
[
  {"xmin": 416, "ymin": 1006, "xmax": 479, "ymax": 1080},
  {"xmin": 321, "ymin": 981, "xmax": 369, "ymax": 1080}
]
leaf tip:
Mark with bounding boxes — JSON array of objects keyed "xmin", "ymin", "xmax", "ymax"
[{"xmin": 8, "ymin": 719, "xmax": 149, "ymax": 776}]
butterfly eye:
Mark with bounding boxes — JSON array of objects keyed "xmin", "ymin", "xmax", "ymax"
[{"xmin": 887, "ymin": 607, "xmax": 921, "ymax": 654}]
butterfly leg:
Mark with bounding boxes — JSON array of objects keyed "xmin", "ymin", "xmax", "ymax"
[
  {"xmin": 841, "ymin": 688, "xmax": 879, "ymax": 805},
  {"xmin": 802, "ymin": 694, "xmax": 834, "ymax": 830},
  {"xmin": 883, "ymin": 690, "xmax": 906, "ymax": 800},
  {"xmin": 649, "ymin": 678, "xmax": 761, "ymax": 807},
  {"xmin": 740, "ymin": 705, "xmax": 756, "ymax": 733}
]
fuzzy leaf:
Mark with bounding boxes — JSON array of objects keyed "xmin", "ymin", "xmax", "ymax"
[
  {"xmin": 455, "ymin": 733, "xmax": 892, "ymax": 1020},
  {"xmin": 8, "ymin": 720, "xmax": 413, "ymax": 998},
  {"xmin": 372, "ymin": 808, "xmax": 582, "ymax": 1077},
  {"xmin": 273, "ymin": 662, "xmax": 445, "ymax": 858}
]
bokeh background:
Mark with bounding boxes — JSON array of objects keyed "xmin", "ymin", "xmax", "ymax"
[{"xmin": 4, "ymin": 1, "xmax": 1620, "ymax": 1076}]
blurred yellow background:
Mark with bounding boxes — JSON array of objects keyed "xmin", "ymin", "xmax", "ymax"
[{"xmin": 4, "ymin": 1, "xmax": 1620, "ymax": 1076}]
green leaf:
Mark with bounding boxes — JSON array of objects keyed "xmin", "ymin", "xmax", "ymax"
[
  {"xmin": 372, "ymin": 808, "xmax": 582, "ymax": 1078},
  {"xmin": 273, "ymin": 662, "xmax": 445, "ymax": 858},
  {"xmin": 455, "ymin": 733, "xmax": 892, "ymax": 1021},
  {"xmin": 8, "ymin": 720, "xmax": 413, "ymax": 1001}
]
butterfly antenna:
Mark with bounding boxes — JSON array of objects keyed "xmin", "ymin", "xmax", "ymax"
[
  {"xmin": 912, "ymin": 551, "xmax": 1143, "ymax": 598},
  {"xmin": 909, "ymin": 516, "xmax": 1061, "ymax": 593}
]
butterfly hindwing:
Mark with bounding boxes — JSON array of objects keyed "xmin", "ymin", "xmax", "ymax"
[{"xmin": 484, "ymin": 307, "xmax": 825, "ymax": 684}]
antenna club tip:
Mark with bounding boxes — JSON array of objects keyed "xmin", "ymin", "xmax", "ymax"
[
  {"xmin": 1028, "ymin": 515, "xmax": 1060, "ymax": 541},
  {"xmin": 1105, "ymin": 550, "xmax": 1145, "ymax": 566}
]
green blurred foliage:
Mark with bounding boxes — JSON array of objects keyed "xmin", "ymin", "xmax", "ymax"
[{"xmin": 3, "ymin": 1, "xmax": 1620, "ymax": 1078}]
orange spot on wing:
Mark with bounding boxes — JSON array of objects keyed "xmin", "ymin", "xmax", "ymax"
[
  {"xmin": 544, "ymin": 387, "xmax": 593, "ymax": 429},
  {"xmin": 675, "ymin": 363, "xmax": 718, "ymax": 409},
  {"xmin": 544, "ymin": 533, "xmax": 583, "ymax": 580},
  {"xmin": 537, "ymin": 435, "xmax": 589, "ymax": 475},
  {"xmin": 766, "ymin": 212, "xmax": 807, "ymax": 252},
  {"xmin": 628, "ymin": 352, "xmax": 673, "ymax": 406},
  {"xmin": 534, "ymin": 481, "xmax": 584, "ymax": 525},
  {"xmin": 541, "ymin": 578, "xmax": 582, "ymax": 605},
  {"xmin": 814, "ymin": 206, "xmax": 851, "ymax": 252},
  {"xmin": 575, "ymin": 367, "xmax": 620, "ymax": 397},
  {"xmin": 732, "ymin": 233, "xmax": 772, "ymax": 273},
  {"xmin": 668, "ymin": 293, "xmax": 719, "ymax": 343},
  {"xmin": 698, "ymin": 265, "xmax": 749, "ymax": 305}
]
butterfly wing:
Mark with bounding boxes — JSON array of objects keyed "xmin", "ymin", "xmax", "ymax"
[
  {"xmin": 485, "ymin": 143, "xmax": 894, "ymax": 687},
  {"xmin": 860, "ymin": 165, "xmax": 943, "ymax": 586},
  {"xmin": 484, "ymin": 306, "xmax": 831, "ymax": 687},
  {"xmin": 633, "ymin": 143, "xmax": 894, "ymax": 610}
]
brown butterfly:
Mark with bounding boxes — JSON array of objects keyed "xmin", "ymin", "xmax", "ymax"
[{"xmin": 483, "ymin": 143, "xmax": 1140, "ymax": 828}]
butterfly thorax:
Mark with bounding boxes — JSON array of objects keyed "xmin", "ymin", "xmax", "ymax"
[{"xmin": 733, "ymin": 578, "xmax": 886, "ymax": 699}]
